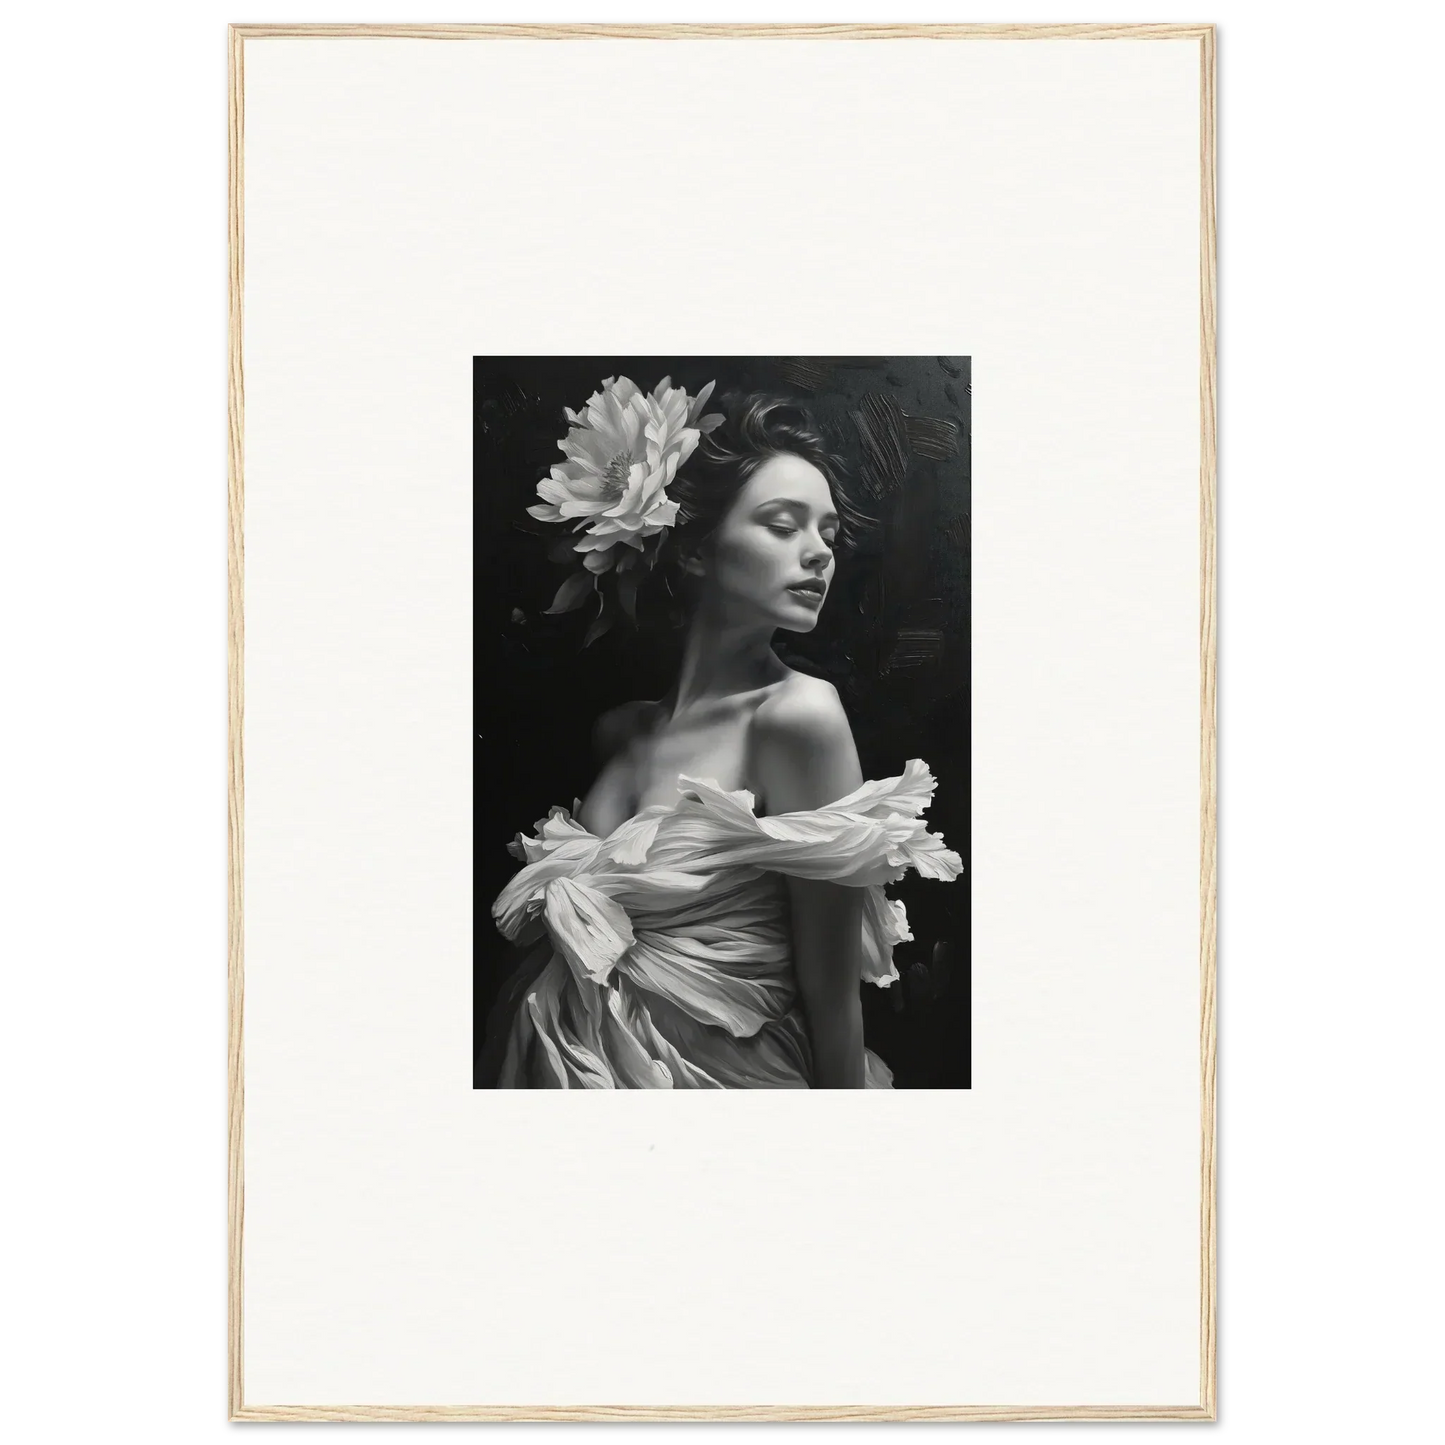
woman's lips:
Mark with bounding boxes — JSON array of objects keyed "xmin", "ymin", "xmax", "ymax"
[{"xmin": 786, "ymin": 580, "xmax": 826, "ymax": 606}]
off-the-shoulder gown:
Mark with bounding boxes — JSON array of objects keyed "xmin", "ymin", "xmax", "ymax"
[{"xmin": 483, "ymin": 759, "xmax": 962, "ymax": 1088}]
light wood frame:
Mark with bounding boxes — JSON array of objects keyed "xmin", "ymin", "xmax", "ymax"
[{"xmin": 227, "ymin": 21, "xmax": 1217, "ymax": 1423}]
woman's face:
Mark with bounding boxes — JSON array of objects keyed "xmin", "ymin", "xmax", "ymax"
[{"xmin": 694, "ymin": 452, "xmax": 838, "ymax": 633}]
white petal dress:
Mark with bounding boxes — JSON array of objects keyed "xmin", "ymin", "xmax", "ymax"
[{"xmin": 487, "ymin": 759, "xmax": 963, "ymax": 1088}]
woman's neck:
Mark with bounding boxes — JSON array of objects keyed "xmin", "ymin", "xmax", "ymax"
[{"xmin": 669, "ymin": 608, "xmax": 785, "ymax": 718}]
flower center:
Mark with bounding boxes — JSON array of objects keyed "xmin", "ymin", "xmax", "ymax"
[{"xmin": 601, "ymin": 453, "xmax": 631, "ymax": 501}]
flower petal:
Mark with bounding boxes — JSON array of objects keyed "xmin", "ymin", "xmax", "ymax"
[
  {"xmin": 638, "ymin": 448, "xmax": 681, "ymax": 507},
  {"xmin": 583, "ymin": 400, "xmax": 626, "ymax": 453},
  {"xmin": 673, "ymin": 429, "xmax": 701, "ymax": 469},
  {"xmin": 548, "ymin": 459, "xmax": 601, "ymax": 486},
  {"xmin": 599, "ymin": 462, "xmax": 649, "ymax": 517},
  {"xmin": 686, "ymin": 379, "xmax": 716, "ymax": 425},
  {"xmin": 538, "ymin": 475, "xmax": 595, "ymax": 507},
  {"xmin": 598, "ymin": 511, "xmax": 646, "ymax": 533},
  {"xmin": 557, "ymin": 432, "xmax": 593, "ymax": 464},
  {"xmin": 615, "ymin": 400, "xmax": 644, "ymax": 453},
  {"xmin": 557, "ymin": 497, "xmax": 610, "ymax": 519}
]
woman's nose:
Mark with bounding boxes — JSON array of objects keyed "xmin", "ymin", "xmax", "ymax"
[{"xmin": 800, "ymin": 533, "xmax": 831, "ymax": 569}]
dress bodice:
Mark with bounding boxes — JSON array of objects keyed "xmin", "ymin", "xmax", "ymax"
[{"xmin": 488, "ymin": 760, "xmax": 962, "ymax": 1089}]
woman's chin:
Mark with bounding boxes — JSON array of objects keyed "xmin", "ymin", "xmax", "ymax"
[{"xmin": 775, "ymin": 605, "xmax": 823, "ymax": 634}]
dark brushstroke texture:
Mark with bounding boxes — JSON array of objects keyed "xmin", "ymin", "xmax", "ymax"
[
  {"xmin": 903, "ymin": 413, "xmax": 961, "ymax": 461},
  {"xmin": 852, "ymin": 391, "xmax": 911, "ymax": 501},
  {"xmin": 474, "ymin": 356, "xmax": 971, "ymax": 1088},
  {"xmin": 883, "ymin": 628, "xmax": 947, "ymax": 673},
  {"xmin": 777, "ymin": 357, "xmax": 834, "ymax": 392}
]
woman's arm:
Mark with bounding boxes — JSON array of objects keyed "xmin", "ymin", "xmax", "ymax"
[{"xmin": 752, "ymin": 678, "xmax": 867, "ymax": 1088}]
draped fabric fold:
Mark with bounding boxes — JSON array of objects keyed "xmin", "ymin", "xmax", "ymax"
[{"xmin": 489, "ymin": 759, "xmax": 962, "ymax": 1089}]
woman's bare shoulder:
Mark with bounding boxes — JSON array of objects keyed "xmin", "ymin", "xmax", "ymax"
[
  {"xmin": 751, "ymin": 671, "xmax": 860, "ymax": 811},
  {"xmin": 591, "ymin": 699, "xmax": 665, "ymax": 763},
  {"xmin": 753, "ymin": 670, "xmax": 851, "ymax": 746}
]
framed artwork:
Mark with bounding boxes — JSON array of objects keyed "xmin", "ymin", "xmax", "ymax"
[{"xmin": 230, "ymin": 23, "xmax": 1216, "ymax": 1421}]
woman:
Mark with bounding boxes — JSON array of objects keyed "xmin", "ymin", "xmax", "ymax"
[{"xmin": 482, "ymin": 378, "xmax": 961, "ymax": 1088}]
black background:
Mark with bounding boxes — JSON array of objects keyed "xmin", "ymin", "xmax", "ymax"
[{"xmin": 474, "ymin": 356, "xmax": 971, "ymax": 1087}]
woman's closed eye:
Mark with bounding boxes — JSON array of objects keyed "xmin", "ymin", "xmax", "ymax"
[{"xmin": 767, "ymin": 523, "xmax": 835, "ymax": 549}]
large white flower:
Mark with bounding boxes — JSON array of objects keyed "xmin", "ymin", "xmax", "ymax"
[{"xmin": 528, "ymin": 375, "xmax": 723, "ymax": 575}]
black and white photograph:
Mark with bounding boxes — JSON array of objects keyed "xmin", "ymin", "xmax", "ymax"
[{"xmin": 474, "ymin": 358, "xmax": 972, "ymax": 1088}]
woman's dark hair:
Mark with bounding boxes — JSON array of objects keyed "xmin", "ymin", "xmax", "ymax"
[{"xmin": 661, "ymin": 390, "xmax": 868, "ymax": 574}]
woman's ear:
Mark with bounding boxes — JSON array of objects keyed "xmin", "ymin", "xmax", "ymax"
[{"xmin": 677, "ymin": 541, "xmax": 708, "ymax": 579}]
